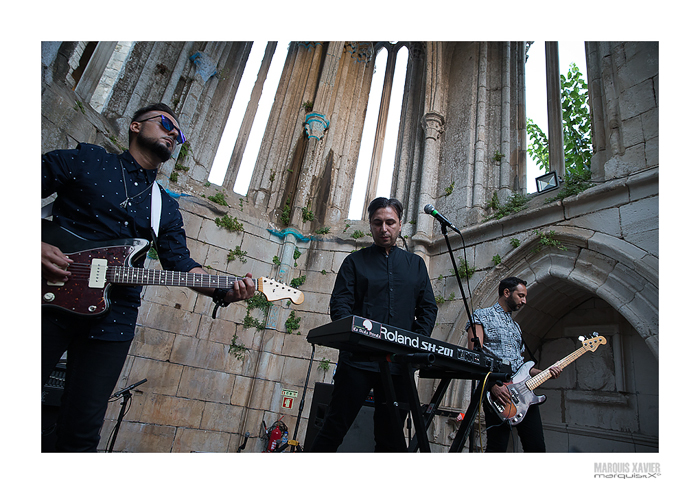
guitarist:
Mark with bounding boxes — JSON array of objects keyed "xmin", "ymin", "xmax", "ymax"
[
  {"xmin": 41, "ymin": 103, "xmax": 256, "ymax": 451},
  {"xmin": 466, "ymin": 277, "xmax": 561, "ymax": 452}
]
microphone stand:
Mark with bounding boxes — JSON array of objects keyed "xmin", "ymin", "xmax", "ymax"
[
  {"xmin": 440, "ymin": 223, "xmax": 475, "ymax": 335},
  {"xmin": 440, "ymin": 223, "xmax": 488, "ymax": 453},
  {"xmin": 107, "ymin": 378, "xmax": 147, "ymax": 452}
]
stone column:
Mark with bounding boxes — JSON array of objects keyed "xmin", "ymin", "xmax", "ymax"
[
  {"xmin": 545, "ymin": 41, "xmax": 565, "ymax": 179},
  {"xmin": 74, "ymin": 42, "xmax": 118, "ymax": 103},
  {"xmin": 414, "ymin": 111, "xmax": 445, "ymax": 241}
]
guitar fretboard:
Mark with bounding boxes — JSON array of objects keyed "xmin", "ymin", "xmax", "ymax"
[
  {"xmin": 109, "ymin": 266, "xmax": 259, "ymax": 290},
  {"xmin": 525, "ymin": 345, "xmax": 589, "ymax": 391}
]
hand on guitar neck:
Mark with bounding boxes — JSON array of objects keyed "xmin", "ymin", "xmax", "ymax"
[{"xmin": 188, "ymin": 266, "xmax": 256, "ymax": 303}]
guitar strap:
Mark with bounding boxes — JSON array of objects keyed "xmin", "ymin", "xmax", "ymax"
[
  {"xmin": 149, "ymin": 182, "xmax": 162, "ymax": 253},
  {"xmin": 518, "ymin": 328, "xmax": 538, "ymax": 365}
]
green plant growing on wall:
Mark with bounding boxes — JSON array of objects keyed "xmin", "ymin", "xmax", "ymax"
[
  {"xmin": 449, "ymin": 257, "xmax": 475, "ymax": 280},
  {"xmin": 208, "ymin": 192, "xmax": 228, "ymax": 206},
  {"xmin": 169, "ymin": 172, "xmax": 179, "ymax": 182},
  {"xmin": 532, "ymin": 230, "xmax": 567, "ymax": 253},
  {"xmin": 285, "ymin": 310, "xmax": 301, "ymax": 333},
  {"xmin": 280, "ymin": 197, "xmax": 292, "ymax": 226},
  {"xmin": 315, "ymin": 227, "xmax": 330, "ymax": 235},
  {"xmin": 484, "ymin": 192, "xmax": 529, "ymax": 221},
  {"xmin": 293, "ymin": 247, "xmax": 302, "ymax": 267},
  {"xmin": 493, "ymin": 151, "xmax": 505, "ymax": 162},
  {"xmin": 228, "ymin": 335, "xmax": 249, "ymax": 360},
  {"xmin": 351, "ymin": 230, "xmax": 365, "ymax": 239},
  {"xmin": 290, "ymin": 275, "xmax": 306, "ymax": 288},
  {"xmin": 215, "ymin": 214, "xmax": 244, "ymax": 232},
  {"xmin": 510, "ymin": 238, "xmax": 521, "ymax": 248},
  {"xmin": 243, "ymin": 293, "xmax": 273, "ymax": 331},
  {"xmin": 492, "ymin": 254, "xmax": 502, "ymax": 265},
  {"xmin": 227, "ymin": 246, "xmax": 248, "ymax": 263},
  {"xmin": 302, "ymin": 205, "xmax": 315, "ymax": 223},
  {"xmin": 544, "ymin": 168, "xmax": 594, "ymax": 203},
  {"xmin": 272, "ymin": 255, "xmax": 281, "ymax": 267},
  {"xmin": 318, "ymin": 358, "xmax": 331, "ymax": 372},
  {"xmin": 445, "ymin": 181, "xmax": 455, "ymax": 196}
]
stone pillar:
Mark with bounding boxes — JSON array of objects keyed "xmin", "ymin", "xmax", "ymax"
[
  {"xmin": 499, "ymin": 42, "xmax": 512, "ymax": 190},
  {"xmin": 545, "ymin": 41, "xmax": 565, "ymax": 179},
  {"xmin": 74, "ymin": 42, "xmax": 118, "ymax": 103},
  {"xmin": 415, "ymin": 111, "xmax": 445, "ymax": 241}
]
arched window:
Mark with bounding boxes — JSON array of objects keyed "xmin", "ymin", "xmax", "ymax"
[
  {"xmin": 209, "ymin": 41, "xmax": 289, "ymax": 194},
  {"xmin": 348, "ymin": 43, "xmax": 410, "ymax": 220}
]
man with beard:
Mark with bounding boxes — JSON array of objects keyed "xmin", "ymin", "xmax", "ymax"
[
  {"xmin": 466, "ymin": 277, "xmax": 561, "ymax": 452},
  {"xmin": 41, "ymin": 103, "xmax": 256, "ymax": 451},
  {"xmin": 309, "ymin": 197, "xmax": 437, "ymax": 452}
]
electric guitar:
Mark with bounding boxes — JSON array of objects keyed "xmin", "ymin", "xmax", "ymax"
[
  {"xmin": 486, "ymin": 334, "xmax": 607, "ymax": 425},
  {"xmin": 41, "ymin": 222, "xmax": 304, "ymax": 317}
]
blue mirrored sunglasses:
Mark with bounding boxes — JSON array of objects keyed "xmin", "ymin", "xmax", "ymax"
[{"xmin": 137, "ymin": 114, "xmax": 186, "ymax": 144}]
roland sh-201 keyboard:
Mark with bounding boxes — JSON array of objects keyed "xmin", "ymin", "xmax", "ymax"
[{"xmin": 307, "ymin": 315, "xmax": 497, "ymax": 376}]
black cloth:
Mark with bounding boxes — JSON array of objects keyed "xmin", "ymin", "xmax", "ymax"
[
  {"xmin": 484, "ymin": 402, "xmax": 546, "ymax": 452},
  {"xmin": 330, "ymin": 243, "xmax": 437, "ymax": 373},
  {"xmin": 42, "ymin": 317, "xmax": 132, "ymax": 452},
  {"xmin": 41, "ymin": 143, "xmax": 200, "ymax": 451},
  {"xmin": 309, "ymin": 244, "xmax": 437, "ymax": 452},
  {"xmin": 42, "ymin": 143, "xmax": 200, "ymax": 341}
]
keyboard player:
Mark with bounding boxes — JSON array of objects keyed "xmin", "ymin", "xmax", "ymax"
[{"xmin": 308, "ymin": 197, "xmax": 438, "ymax": 452}]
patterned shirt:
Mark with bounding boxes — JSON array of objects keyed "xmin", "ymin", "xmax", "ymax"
[
  {"xmin": 42, "ymin": 143, "xmax": 201, "ymax": 341},
  {"xmin": 467, "ymin": 303, "xmax": 525, "ymax": 371}
]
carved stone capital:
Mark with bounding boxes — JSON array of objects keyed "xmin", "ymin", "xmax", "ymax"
[
  {"xmin": 421, "ymin": 111, "xmax": 445, "ymax": 141},
  {"xmin": 304, "ymin": 112, "xmax": 330, "ymax": 140}
]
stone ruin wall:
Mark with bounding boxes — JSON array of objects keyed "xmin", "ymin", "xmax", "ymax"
[{"xmin": 41, "ymin": 41, "xmax": 658, "ymax": 452}]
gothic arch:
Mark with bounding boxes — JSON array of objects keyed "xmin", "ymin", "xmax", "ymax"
[
  {"xmin": 443, "ymin": 226, "xmax": 659, "ymax": 359},
  {"xmin": 429, "ymin": 226, "xmax": 658, "ymax": 416}
]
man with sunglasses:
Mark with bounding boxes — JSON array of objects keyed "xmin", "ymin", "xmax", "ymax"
[{"xmin": 41, "ymin": 103, "xmax": 256, "ymax": 452}]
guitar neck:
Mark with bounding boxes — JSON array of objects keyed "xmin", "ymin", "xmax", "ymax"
[
  {"xmin": 109, "ymin": 266, "xmax": 258, "ymax": 291},
  {"xmin": 525, "ymin": 345, "xmax": 589, "ymax": 390}
]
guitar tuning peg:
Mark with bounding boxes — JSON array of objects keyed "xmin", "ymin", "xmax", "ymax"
[
  {"xmin": 593, "ymin": 332, "xmax": 599, "ymax": 337},
  {"xmin": 578, "ymin": 336, "xmax": 585, "ymax": 341}
]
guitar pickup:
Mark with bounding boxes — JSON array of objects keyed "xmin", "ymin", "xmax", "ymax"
[
  {"xmin": 509, "ymin": 389, "xmax": 520, "ymax": 404},
  {"xmin": 88, "ymin": 259, "xmax": 108, "ymax": 288}
]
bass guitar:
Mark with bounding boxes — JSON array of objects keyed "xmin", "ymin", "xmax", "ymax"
[
  {"xmin": 486, "ymin": 334, "xmax": 606, "ymax": 425},
  {"xmin": 42, "ymin": 222, "xmax": 304, "ymax": 317}
]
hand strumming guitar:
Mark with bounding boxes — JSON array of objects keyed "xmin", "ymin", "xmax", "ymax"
[{"xmin": 41, "ymin": 242, "xmax": 73, "ymax": 284}]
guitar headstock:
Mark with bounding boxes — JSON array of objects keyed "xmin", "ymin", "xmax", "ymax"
[
  {"xmin": 579, "ymin": 333, "xmax": 607, "ymax": 352},
  {"xmin": 258, "ymin": 277, "xmax": 304, "ymax": 305}
]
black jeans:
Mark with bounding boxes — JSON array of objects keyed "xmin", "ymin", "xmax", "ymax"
[
  {"xmin": 42, "ymin": 317, "xmax": 132, "ymax": 452},
  {"xmin": 309, "ymin": 362, "xmax": 409, "ymax": 452},
  {"xmin": 484, "ymin": 403, "xmax": 546, "ymax": 452}
]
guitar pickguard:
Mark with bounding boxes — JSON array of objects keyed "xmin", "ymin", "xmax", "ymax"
[{"xmin": 42, "ymin": 230, "xmax": 150, "ymax": 317}]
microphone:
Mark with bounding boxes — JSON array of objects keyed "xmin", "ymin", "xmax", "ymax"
[{"xmin": 424, "ymin": 204, "xmax": 459, "ymax": 232}]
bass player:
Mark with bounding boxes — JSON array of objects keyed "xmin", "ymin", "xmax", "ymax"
[{"xmin": 466, "ymin": 277, "xmax": 561, "ymax": 452}]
